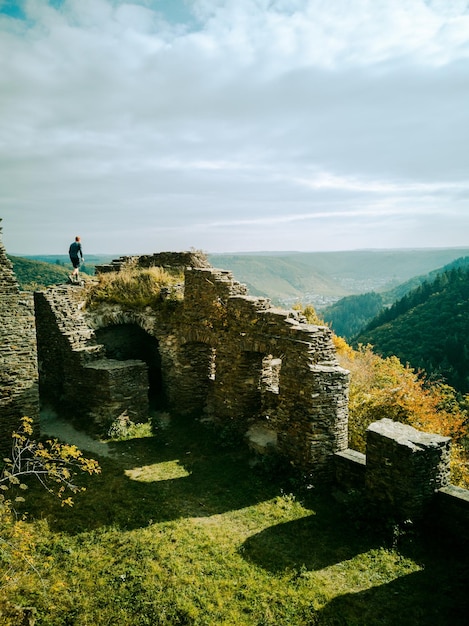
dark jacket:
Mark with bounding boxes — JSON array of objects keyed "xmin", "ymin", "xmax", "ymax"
[{"xmin": 69, "ymin": 241, "xmax": 83, "ymax": 260}]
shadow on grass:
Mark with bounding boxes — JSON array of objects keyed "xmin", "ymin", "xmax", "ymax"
[
  {"xmin": 23, "ymin": 415, "xmax": 284, "ymax": 533},
  {"xmin": 241, "ymin": 501, "xmax": 469, "ymax": 625},
  {"xmin": 241, "ymin": 500, "xmax": 379, "ymax": 572},
  {"xmin": 314, "ymin": 563, "xmax": 469, "ymax": 626}
]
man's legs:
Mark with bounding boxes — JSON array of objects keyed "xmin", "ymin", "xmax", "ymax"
[{"xmin": 70, "ymin": 258, "xmax": 80, "ymax": 281}]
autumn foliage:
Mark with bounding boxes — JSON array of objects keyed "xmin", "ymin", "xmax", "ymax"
[
  {"xmin": 1, "ymin": 416, "xmax": 101, "ymax": 509},
  {"xmin": 334, "ymin": 339, "xmax": 469, "ymax": 488},
  {"xmin": 299, "ymin": 304, "xmax": 469, "ymax": 487},
  {"xmin": 0, "ymin": 417, "xmax": 101, "ymax": 595}
]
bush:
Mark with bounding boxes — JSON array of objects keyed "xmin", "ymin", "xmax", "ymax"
[{"xmin": 334, "ymin": 341, "xmax": 469, "ymax": 488}]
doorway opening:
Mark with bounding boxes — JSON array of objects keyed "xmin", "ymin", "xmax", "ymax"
[{"xmin": 95, "ymin": 324, "xmax": 166, "ymax": 410}]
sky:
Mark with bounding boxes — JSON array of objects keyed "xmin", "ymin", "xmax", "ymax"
[{"xmin": 1, "ymin": 0, "xmax": 469, "ymax": 255}]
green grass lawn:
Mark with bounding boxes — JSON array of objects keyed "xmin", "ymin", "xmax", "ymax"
[{"xmin": 1, "ymin": 415, "xmax": 467, "ymax": 625}]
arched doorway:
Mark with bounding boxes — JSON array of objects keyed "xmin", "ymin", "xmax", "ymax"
[{"xmin": 95, "ymin": 324, "xmax": 166, "ymax": 410}]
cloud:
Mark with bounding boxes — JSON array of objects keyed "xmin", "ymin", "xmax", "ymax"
[{"xmin": 0, "ymin": 0, "xmax": 468, "ymax": 254}]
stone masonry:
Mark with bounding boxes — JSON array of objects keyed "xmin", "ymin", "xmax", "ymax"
[
  {"xmin": 33, "ymin": 284, "xmax": 149, "ymax": 430},
  {"xmin": 365, "ymin": 418, "xmax": 452, "ymax": 521},
  {"xmin": 34, "ymin": 253, "xmax": 350, "ymax": 477},
  {"xmin": 0, "ymin": 220, "xmax": 39, "ymax": 449}
]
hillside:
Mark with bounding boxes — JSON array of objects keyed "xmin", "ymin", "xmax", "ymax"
[
  {"xmin": 382, "ymin": 255, "xmax": 469, "ymax": 305},
  {"xmin": 208, "ymin": 248, "xmax": 469, "ymax": 307},
  {"xmin": 321, "ymin": 256, "xmax": 469, "ymax": 340},
  {"xmin": 321, "ymin": 292, "xmax": 384, "ymax": 339},
  {"xmin": 8, "ymin": 255, "xmax": 71, "ymax": 289},
  {"xmin": 354, "ymin": 266, "xmax": 469, "ymax": 393},
  {"xmin": 208, "ymin": 253, "xmax": 349, "ymax": 306},
  {"xmin": 9, "ymin": 255, "xmax": 116, "ymax": 290}
]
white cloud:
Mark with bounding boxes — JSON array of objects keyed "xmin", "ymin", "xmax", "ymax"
[{"xmin": 0, "ymin": 0, "xmax": 468, "ymax": 254}]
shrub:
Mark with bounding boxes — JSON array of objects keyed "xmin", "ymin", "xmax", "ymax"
[
  {"xmin": 0, "ymin": 417, "xmax": 101, "ymax": 509},
  {"xmin": 0, "ymin": 417, "xmax": 101, "ymax": 594},
  {"xmin": 335, "ymin": 341, "xmax": 469, "ymax": 488}
]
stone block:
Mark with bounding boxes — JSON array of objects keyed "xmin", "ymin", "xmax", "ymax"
[{"xmin": 366, "ymin": 418, "xmax": 451, "ymax": 521}]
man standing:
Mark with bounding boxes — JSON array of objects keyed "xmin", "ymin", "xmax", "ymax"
[{"xmin": 69, "ymin": 236, "xmax": 84, "ymax": 282}]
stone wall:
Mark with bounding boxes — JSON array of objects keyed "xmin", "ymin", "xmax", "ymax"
[
  {"xmin": 95, "ymin": 251, "xmax": 211, "ymax": 274},
  {"xmin": 0, "ymin": 220, "xmax": 39, "ymax": 450},
  {"xmin": 34, "ymin": 286, "xmax": 150, "ymax": 430},
  {"xmin": 34, "ymin": 256, "xmax": 350, "ymax": 478},
  {"xmin": 334, "ymin": 419, "xmax": 469, "ymax": 545},
  {"xmin": 365, "ymin": 418, "xmax": 451, "ymax": 520}
]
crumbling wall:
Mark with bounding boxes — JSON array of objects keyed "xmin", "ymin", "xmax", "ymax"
[
  {"xmin": 95, "ymin": 251, "xmax": 211, "ymax": 274},
  {"xmin": 334, "ymin": 419, "xmax": 469, "ymax": 545},
  {"xmin": 34, "ymin": 286, "xmax": 149, "ymax": 430},
  {"xmin": 365, "ymin": 418, "xmax": 451, "ymax": 520},
  {"xmin": 0, "ymin": 220, "xmax": 39, "ymax": 449},
  {"xmin": 34, "ymin": 257, "xmax": 350, "ymax": 477}
]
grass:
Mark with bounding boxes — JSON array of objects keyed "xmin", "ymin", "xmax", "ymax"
[
  {"xmin": 1, "ymin": 415, "xmax": 468, "ymax": 625},
  {"xmin": 84, "ymin": 265, "xmax": 184, "ymax": 310}
]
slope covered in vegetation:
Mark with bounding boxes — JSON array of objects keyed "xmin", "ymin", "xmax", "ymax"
[
  {"xmin": 354, "ymin": 266, "xmax": 469, "ymax": 393},
  {"xmin": 321, "ymin": 256, "xmax": 469, "ymax": 341},
  {"xmin": 8, "ymin": 255, "xmax": 71, "ymax": 290},
  {"xmin": 321, "ymin": 292, "xmax": 384, "ymax": 339}
]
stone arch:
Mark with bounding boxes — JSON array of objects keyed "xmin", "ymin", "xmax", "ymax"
[{"xmin": 94, "ymin": 323, "xmax": 166, "ymax": 410}]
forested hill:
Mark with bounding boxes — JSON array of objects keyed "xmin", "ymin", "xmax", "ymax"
[
  {"xmin": 354, "ymin": 265, "xmax": 469, "ymax": 393},
  {"xmin": 8, "ymin": 255, "xmax": 70, "ymax": 289},
  {"xmin": 321, "ymin": 256, "xmax": 469, "ymax": 340}
]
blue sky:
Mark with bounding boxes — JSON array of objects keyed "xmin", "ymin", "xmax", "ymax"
[{"xmin": 1, "ymin": 0, "xmax": 469, "ymax": 255}]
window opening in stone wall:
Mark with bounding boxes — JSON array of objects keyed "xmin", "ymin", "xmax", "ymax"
[
  {"xmin": 94, "ymin": 324, "xmax": 165, "ymax": 410},
  {"xmin": 260, "ymin": 354, "xmax": 281, "ymax": 395},
  {"xmin": 233, "ymin": 351, "xmax": 264, "ymax": 418},
  {"xmin": 208, "ymin": 348, "xmax": 216, "ymax": 381}
]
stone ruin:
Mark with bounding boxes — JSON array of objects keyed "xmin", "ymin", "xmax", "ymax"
[
  {"xmin": 1, "ymin": 224, "xmax": 468, "ymax": 538},
  {"xmin": 0, "ymin": 219, "xmax": 39, "ymax": 444},
  {"xmin": 34, "ymin": 251, "xmax": 350, "ymax": 478}
]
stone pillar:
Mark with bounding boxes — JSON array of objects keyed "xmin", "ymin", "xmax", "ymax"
[
  {"xmin": 276, "ymin": 360, "xmax": 349, "ymax": 477},
  {"xmin": 365, "ymin": 418, "xmax": 451, "ymax": 521}
]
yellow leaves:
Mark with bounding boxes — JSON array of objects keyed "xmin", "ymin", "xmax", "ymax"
[
  {"xmin": 335, "ymin": 338, "xmax": 469, "ymax": 487},
  {"xmin": 58, "ymin": 444, "xmax": 81, "ymax": 459},
  {"xmin": 293, "ymin": 303, "xmax": 325, "ymax": 326},
  {"xmin": 0, "ymin": 416, "xmax": 101, "ymax": 510},
  {"xmin": 333, "ymin": 334, "xmax": 355, "ymax": 359}
]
